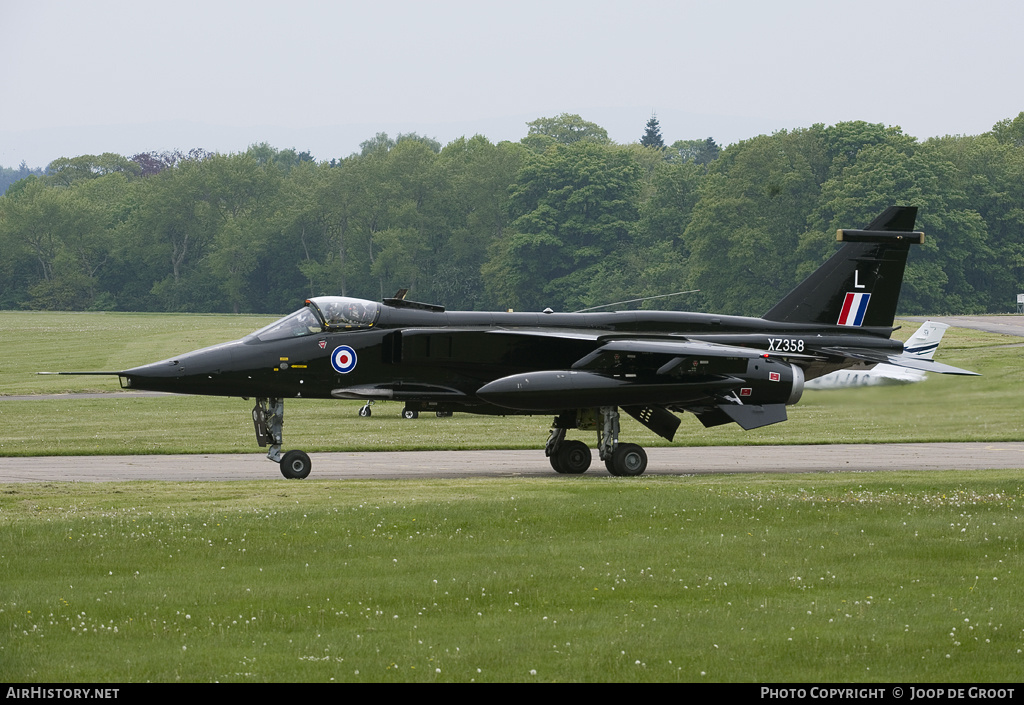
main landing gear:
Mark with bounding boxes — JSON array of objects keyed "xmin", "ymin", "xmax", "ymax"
[
  {"xmin": 253, "ymin": 397, "xmax": 312, "ymax": 479},
  {"xmin": 545, "ymin": 406, "xmax": 648, "ymax": 477}
]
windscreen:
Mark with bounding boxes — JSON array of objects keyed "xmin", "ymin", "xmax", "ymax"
[{"xmin": 248, "ymin": 307, "xmax": 324, "ymax": 342}]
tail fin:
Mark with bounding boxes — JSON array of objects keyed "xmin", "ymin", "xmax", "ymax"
[
  {"xmin": 763, "ymin": 206, "xmax": 923, "ymax": 327},
  {"xmin": 902, "ymin": 320, "xmax": 949, "ymax": 359}
]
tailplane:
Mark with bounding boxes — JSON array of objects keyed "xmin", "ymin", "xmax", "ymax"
[{"xmin": 763, "ymin": 206, "xmax": 924, "ymax": 328}]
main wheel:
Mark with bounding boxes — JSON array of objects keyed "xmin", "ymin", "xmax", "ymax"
[
  {"xmin": 279, "ymin": 450, "xmax": 312, "ymax": 479},
  {"xmin": 403, "ymin": 408, "xmax": 419, "ymax": 419},
  {"xmin": 359, "ymin": 405, "xmax": 372, "ymax": 417},
  {"xmin": 553, "ymin": 440, "xmax": 591, "ymax": 474},
  {"xmin": 606, "ymin": 443, "xmax": 647, "ymax": 477}
]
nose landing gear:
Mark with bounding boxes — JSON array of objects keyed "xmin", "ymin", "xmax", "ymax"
[{"xmin": 253, "ymin": 397, "xmax": 312, "ymax": 479}]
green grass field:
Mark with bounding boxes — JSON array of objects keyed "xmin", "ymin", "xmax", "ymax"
[
  {"xmin": 1, "ymin": 311, "xmax": 1023, "ymax": 682},
  {"xmin": 2, "ymin": 473, "xmax": 1022, "ymax": 682}
]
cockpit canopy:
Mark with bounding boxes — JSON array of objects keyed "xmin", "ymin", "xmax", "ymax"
[{"xmin": 248, "ymin": 296, "xmax": 381, "ymax": 342}]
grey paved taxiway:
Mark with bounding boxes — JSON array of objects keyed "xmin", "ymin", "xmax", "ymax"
[{"xmin": 3, "ymin": 443, "xmax": 1024, "ymax": 482}]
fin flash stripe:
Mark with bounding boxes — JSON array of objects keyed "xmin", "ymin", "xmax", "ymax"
[{"xmin": 837, "ymin": 292, "xmax": 870, "ymax": 327}]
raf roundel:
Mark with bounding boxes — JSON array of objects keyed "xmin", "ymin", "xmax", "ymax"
[{"xmin": 331, "ymin": 345, "xmax": 357, "ymax": 374}]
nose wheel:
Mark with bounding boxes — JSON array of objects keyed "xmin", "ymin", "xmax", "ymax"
[
  {"xmin": 253, "ymin": 397, "xmax": 313, "ymax": 479},
  {"xmin": 279, "ymin": 449, "xmax": 312, "ymax": 479}
]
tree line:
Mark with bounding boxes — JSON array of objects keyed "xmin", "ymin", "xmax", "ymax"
[
  {"xmin": 2, "ymin": 112, "xmax": 1023, "ymax": 317},
  {"xmin": 0, "ymin": 162, "xmax": 46, "ymax": 196}
]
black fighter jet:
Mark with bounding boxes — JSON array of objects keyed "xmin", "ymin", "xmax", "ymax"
[{"xmin": 57, "ymin": 206, "xmax": 976, "ymax": 478}]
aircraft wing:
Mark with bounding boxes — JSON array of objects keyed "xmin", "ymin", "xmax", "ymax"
[
  {"xmin": 489, "ymin": 330, "xmax": 817, "ymax": 359},
  {"xmin": 488, "ymin": 328, "xmax": 604, "ymax": 341},
  {"xmin": 570, "ymin": 337, "xmax": 817, "ymax": 370},
  {"xmin": 818, "ymin": 347, "xmax": 979, "ymax": 376}
]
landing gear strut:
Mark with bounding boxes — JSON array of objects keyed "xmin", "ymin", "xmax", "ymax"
[
  {"xmin": 545, "ymin": 406, "xmax": 648, "ymax": 476},
  {"xmin": 253, "ymin": 397, "xmax": 312, "ymax": 479},
  {"xmin": 597, "ymin": 406, "xmax": 648, "ymax": 476}
]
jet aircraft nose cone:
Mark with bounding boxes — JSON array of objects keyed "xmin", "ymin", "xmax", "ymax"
[
  {"xmin": 123, "ymin": 358, "xmax": 184, "ymax": 379},
  {"xmin": 120, "ymin": 340, "xmax": 248, "ymax": 393}
]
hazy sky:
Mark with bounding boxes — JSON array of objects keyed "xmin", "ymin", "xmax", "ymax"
[{"xmin": 2, "ymin": 0, "xmax": 1022, "ymax": 167}]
